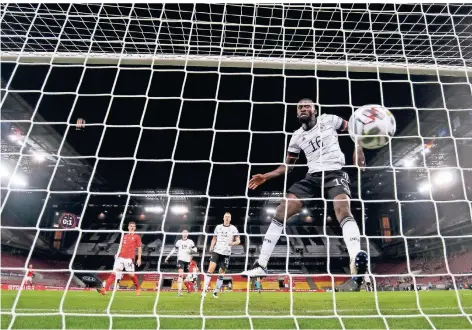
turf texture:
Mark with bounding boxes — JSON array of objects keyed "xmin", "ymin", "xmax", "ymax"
[{"xmin": 1, "ymin": 290, "xmax": 471, "ymax": 329}]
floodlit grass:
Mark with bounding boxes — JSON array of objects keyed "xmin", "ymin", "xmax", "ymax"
[{"xmin": 1, "ymin": 290, "xmax": 471, "ymax": 329}]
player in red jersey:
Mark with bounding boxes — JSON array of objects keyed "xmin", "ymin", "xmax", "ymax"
[
  {"xmin": 98, "ymin": 222, "xmax": 142, "ymax": 296},
  {"xmin": 184, "ymin": 259, "xmax": 199, "ymax": 293},
  {"xmin": 25, "ymin": 264, "xmax": 34, "ymax": 285}
]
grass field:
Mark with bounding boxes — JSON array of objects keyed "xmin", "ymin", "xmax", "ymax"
[{"xmin": 1, "ymin": 290, "xmax": 471, "ymax": 329}]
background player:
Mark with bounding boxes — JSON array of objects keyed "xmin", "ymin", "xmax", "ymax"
[
  {"xmin": 25, "ymin": 264, "xmax": 34, "ymax": 285},
  {"xmin": 98, "ymin": 221, "xmax": 142, "ymax": 296},
  {"xmin": 184, "ymin": 258, "xmax": 199, "ymax": 293},
  {"xmin": 255, "ymin": 277, "xmax": 262, "ymax": 294},
  {"xmin": 244, "ymin": 99, "xmax": 368, "ymax": 285},
  {"xmin": 165, "ymin": 230, "xmax": 197, "ymax": 296},
  {"xmin": 202, "ymin": 212, "xmax": 240, "ymax": 298}
]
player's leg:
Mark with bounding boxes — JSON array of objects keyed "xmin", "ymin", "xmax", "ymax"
[
  {"xmin": 325, "ymin": 171, "xmax": 368, "ymax": 286},
  {"xmin": 100, "ymin": 261, "xmax": 123, "ymax": 295},
  {"xmin": 213, "ymin": 265, "xmax": 227, "ymax": 298},
  {"xmin": 333, "ymin": 194, "xmax": 367, "ymax": 279},
  {"xmin": 177, "ymin": 262, "xmax": 185, "ymax": 296},
  {"xmin": 244, "ymin": 193, "xmax": 303, "ymax": 276},
  {"xmin": 202, "ymin": 256, "xmax": 218, "ymax": 296},
  {"xmin": 184, "ymin": 274, "xmax": 193, "ymax": 293},
  {"xmin": 123, "ymin": 259, "xmax": 140, "ymax": 295}
]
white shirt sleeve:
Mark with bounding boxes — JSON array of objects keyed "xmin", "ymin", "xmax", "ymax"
[
  {"xmin": 329, "ymin": 114, "xmax": 344, "ymax": 130},
  {"xmin": 287, "ymin": 133, "xmax": 301, "ymax": 154},
  {"xmin": 232, "ymin": 226, "xmax": 240, "ymax": 236}
]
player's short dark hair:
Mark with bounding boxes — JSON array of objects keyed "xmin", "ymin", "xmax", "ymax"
[
  {"xmin": 128, "ymin": 221, "xmax": 136, "ymax": 225},
  {"xmin": 298, "ymin": 98, "xmax": 314, "ymax": 103}
]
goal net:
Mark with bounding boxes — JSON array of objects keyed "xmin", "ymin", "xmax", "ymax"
[{"xmin": 1, "ymin": 3, "xmax": 472, "ymax": 329}]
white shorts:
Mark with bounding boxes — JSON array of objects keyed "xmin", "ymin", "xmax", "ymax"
[
  {"xmin": 25, "ymin": 276, "xmax": 33, "ymax": 284},
  {"xmin": 185, "ymin": 273, "xmax": 197, "ymax": 282},
  {"xmin": 113, "ymin": 257, "xmax": 135, "ymax": 272}
]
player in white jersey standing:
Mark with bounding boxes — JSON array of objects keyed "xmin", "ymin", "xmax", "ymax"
[
  {"xmin": 202, "ymin": 212, "xmax": 240, "ymax": 298},
  {"xmin": 243, "ymin": 99, "xmax": 368, "ymax": 287},
  {"xmin": 165, "ymin": 230, "xmax": 197, "ymax": 296}
]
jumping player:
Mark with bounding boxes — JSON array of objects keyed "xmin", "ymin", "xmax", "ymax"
[
  {"xmin": 165, "ymin": 230, "xmax": 197, "ymax": 296},
  {"xmin": 25, "ymin": 264, "xmax": 34, "ymax": 285},
  {"xmin": 98, "ymin": 221, "xmax": 142, "ymax": 296},
  {"xmin": 243, "ymin": 99, "xmax": 368, "ymax": 285},
  {"xmin": 202, "ymin": 212, "xmax": 240, "ymax": 298}
]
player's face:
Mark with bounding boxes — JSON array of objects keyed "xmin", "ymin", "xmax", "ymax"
[
  {"xmin": 128, "ymin": 223, "xmax": 136, "ymax": 232},
  {"xmin": 297, "ymin": 101, "xmax": 316, "ymax": 123},
  {"xmin": 29, "ymin": 265, "xmax": 32, "ymax": 269},
  {"xmin": 182, "ymin": 230, "xmax": 188, "ymax": 240},
  {"xmin": 223, "ymin": 213, "xmax": 231, "ymax": 226}
]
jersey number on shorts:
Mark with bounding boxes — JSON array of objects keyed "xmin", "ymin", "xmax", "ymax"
[
  {"xmin": 127, "ymin": 261, "xmax": 133, "ymax": 268},
  {"xmin": 333, "ymin": 178, "xmax": 350, "ymax": 195}
]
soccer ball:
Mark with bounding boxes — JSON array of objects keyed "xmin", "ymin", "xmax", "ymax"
[{"xmin": 348, "ymin": 104, "xmax": 396, "ymax": 150}]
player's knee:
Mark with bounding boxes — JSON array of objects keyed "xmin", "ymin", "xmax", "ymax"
[{"xmin": 275, "ymin": 199, "xmax": 302, "ymax": 221}]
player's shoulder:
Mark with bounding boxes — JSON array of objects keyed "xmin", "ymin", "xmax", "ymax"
[
  {"xmin": 230, "ymin": 224, "xmax": 239, "ymax": 231},
  {"xmin": 292, "ymin": 126, "xmax": 305, "ymax": 135},
  {"xmin": 319, "ymin": 113, "xmax": 336, "ymax": 122}
]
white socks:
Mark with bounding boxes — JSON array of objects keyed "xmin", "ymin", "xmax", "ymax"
[
  {"xmin": 203, "ymin": 274, "xmax": 211, "ymax": 292},
  {"xmin": 177, "ymin": 277, "xmax": 183, "ymax": 292},
  {"xmin": 257, "ymin": 219, "xmax": 284, "ymax": 268},
  {"xmin": 341, "ymin": 216, "xmax": 361, "ymax": 260},
  {"xmin": 214, "ymin": 276, "xmax": 223, "ymax": 293}
]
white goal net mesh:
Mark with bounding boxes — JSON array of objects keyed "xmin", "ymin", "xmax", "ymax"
[{"xmin": 1, "ymin": 3, "xmax": 472, "ymax": 330}]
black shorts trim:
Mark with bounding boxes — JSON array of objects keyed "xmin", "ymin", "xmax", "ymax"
[
  {"xmin": 288, "ymin": 170, "xmax": 351, "ymax": 203},
  {"xmin": 176, "ymin": 260, "xmax": 190, "ymax": 272},
  {"xmin": 210, "ymin": 252, "xmax": 230, "ymax": 271}
]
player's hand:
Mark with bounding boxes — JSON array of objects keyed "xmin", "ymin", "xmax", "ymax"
[
  {"xmin": 164, "ymin": 259, "xmax": 168, "ymax": 264},
  {"xmin": 137, "ymin": 259, "xmax": 142, "ymax": 267},
  {"xmin": 248, "ymin": 174, "xmax": 268, "ymax": 190}
]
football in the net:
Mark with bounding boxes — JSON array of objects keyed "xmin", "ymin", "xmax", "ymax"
[{"xmin": 348, "ymin": 104, "xmax": 396, "ymax": 150}]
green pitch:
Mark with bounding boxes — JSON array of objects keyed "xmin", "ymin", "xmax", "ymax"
[{"xmin": 1, "ymin": 290, "xmax": 471, "ymax": 329}]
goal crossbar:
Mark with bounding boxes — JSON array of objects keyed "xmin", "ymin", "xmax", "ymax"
[{"xmin": 2, "ymin": 51, "xmax": 471, "ymax": 76}]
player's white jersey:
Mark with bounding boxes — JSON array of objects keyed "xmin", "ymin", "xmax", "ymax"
[
  {"xmin": 288, "ymin": 114, "xmax": 345, "ymax": 173},
  {"xmin": 213, "ymin": 224, "xmax": 239, "ymax": 256},
  {"xmin": 174, "ymin": 239, "xmax": 196, "ymax": 262},
  {"xmin": 364, "ymin": 274, "xmax": 371, "ymax": 283}
]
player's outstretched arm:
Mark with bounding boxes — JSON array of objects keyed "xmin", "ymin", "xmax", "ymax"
[
  {"xmin": 209, "ymin": 236, "xmax": 217, "ymax": 252},
  {"xmin": 165, "ymin": 247, "xmax": 176, "ymax": 263},
  {"xmin": 338, "ymin": 117, "xmax": 365, "ymax": 170},
  {"xmin": 353, "ymin": 144, "xmax": 366, "ymax": 170},
  {"xmin": 248, "ymin": 155, "xmax": 298, "ymax": 190}
]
